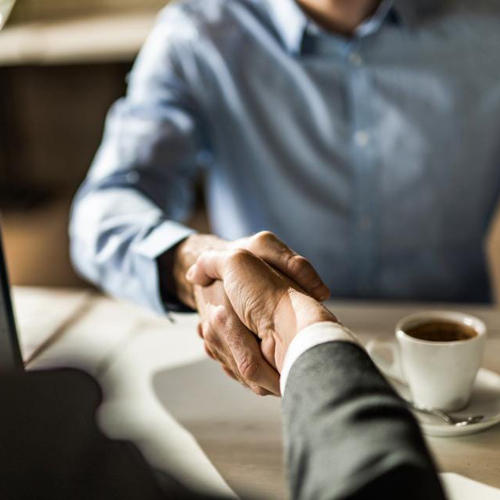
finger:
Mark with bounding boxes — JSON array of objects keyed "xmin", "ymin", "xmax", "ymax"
[
  {"xmin": 202, "ymin": 322, "xmax": 226, "ymax": 360},
  {"xmin": 222, "ymin": 363, "xmax": 265, "ymax": 394},
  {"xmin": 203, "ymin": 315, "xmax": 250, "ymax": 387},
  {"xmin": 209, "ymin": 305, "xmax": 279, "ymax": 395},
  {"xmin": 245, "ymin": 231, "xmax": 330, "ymax": 301},
  {"xmin": 204, "ymin": 342, "xmax": 217, "ymax": 360},
  {"xmin": 221, "ymin": 353, "xmax": 272, "ymax": 396},
  {"xmin": 197, "ymin": 323, "xmax": 204, "ymax": 339},
  {"xmin": 185, "ymin": 250, "xmax": 226, "ymax": 286},
  {"xmin": 260, "ymin": 335, "xmax": 278, "ymax": 370},
  {"xmin": 186, "ymin": 249, "xmax": 254, "ymax": 288},
  {"xmin": 221, "ymin": 364, "xmax": 238, "ymax": 381},
  {"xmin": 216, "ymin": 311, "xmax": 280, "ymax": 396},
  {"xmin": 206, "ymin": 341, "xmax": 248, "ymax": 388},
  {"xmin": 250, "ymin": 386, "xmax": 274, "ymax": 397}
]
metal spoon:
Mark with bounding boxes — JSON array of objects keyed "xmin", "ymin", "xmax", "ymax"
[{"xmin": 404, "ymin": 401, "xmax": 484, "ymax": 427}]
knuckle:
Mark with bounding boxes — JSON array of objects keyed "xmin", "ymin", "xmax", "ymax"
[
  {"xmin": 210, "ymin": 306, "xmax": 228, "ymax": 330},
  {"xmin": 248, "ymin": 231, "xmax": 275, "ymax": 251},
  {"xmin": 238, "ymin": 356, "xmax": 260, "ymax": 382},
  {"xmin": 200, "ymin": 322, "xmax": 210, "ymax": 339},
  {"xmin": 253, "ymin": 230, "xmax": 274, "ymax": 244},
  {"xmin": 227, "ymin": 248, "xmax": 253, "ymax": 266},
  {"xmin": 203, "ymin": 342, "xmax": 215, "ymax": 360},
  {"xmin": 252, "ymin": 386, "xmax": 268, "ymax": 397},
  {"xmin": 204, "ymin": 327, "xmax": 218, "ymax": 346},
  {"xmin": 203, "ymin": 322, "xmax": 223, "ymax": 348},
  {"xmin": 250, "ymin": 230, "xmax": 280, "ymax": 250},
  {"xmin": 287, "ymin": 255, "xmax": 311, "ymax": 276}
]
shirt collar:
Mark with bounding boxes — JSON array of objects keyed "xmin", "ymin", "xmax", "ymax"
[
  {"xmin": 354, "ymin": 0, "xmax": 393, "ymax": 37},
  {"xmin": 263, "ymin": 0, "xmax": 442, "ymax": 54},
  {"xmin": 263, "ymin": 0, "xmax": 308, "ymax": 54}
]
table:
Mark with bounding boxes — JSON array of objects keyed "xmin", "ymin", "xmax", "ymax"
[{"xmin": 12, "ymin": 287, "xmax": 500, "ymax": 499}]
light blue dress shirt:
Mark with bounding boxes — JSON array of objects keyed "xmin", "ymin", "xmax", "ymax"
[{"xmin": 70, "ymin": 0, "xmax": 500, "ymax": 313}]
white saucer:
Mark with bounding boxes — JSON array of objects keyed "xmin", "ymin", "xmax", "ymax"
[{"xmin": 370, "ymin": 347, "xmax": 500, "ymax": 437}]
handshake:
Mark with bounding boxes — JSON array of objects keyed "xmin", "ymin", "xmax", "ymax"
[{"xmin": 180, "ymin": 231, "xmax": 338, "ymax": 396}]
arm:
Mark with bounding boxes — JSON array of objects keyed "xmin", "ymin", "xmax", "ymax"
[
  {"xmin": 69, "ymin": 6, "xmax": 329, "ymax": 315},
  {"xmin": 69, "ymin": 5, "xmax": 328, "ymax": 395},
  {"xmin": 187, "ymin": 250, "xmax": 446, "ymax": 500},
  {"xmin": 69, "ymin": 7, "xmax": 208, "ymax": 314},
  {"xmin": 282, "ymin": 326, "xmax": 445, "ymax": 500}
]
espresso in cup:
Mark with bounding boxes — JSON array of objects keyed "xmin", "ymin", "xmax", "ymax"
[
  {"xmin": 404, "ymin": 321, "xmax": 477, "ymax": 343},
  {"xmin": 395, "ymin": 312, "xmax": 486, "ymax": 411}
]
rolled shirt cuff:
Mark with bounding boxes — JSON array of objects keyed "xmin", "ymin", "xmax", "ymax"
[
  {"xmin": 280, "ymin": 321, "xmax": 360, "ymax": 396},
  {"xmin": 133, "ymin": 220, "xmax": 195, "ymax": 314}
]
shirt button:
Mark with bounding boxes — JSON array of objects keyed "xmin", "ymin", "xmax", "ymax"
[
  {"xmin": 354, "ymin": 130, "xmax": 370, "ymax": 147},
  {"xmin": 349, "ymin": 52, "xmax": 363, "ymax": 65},
  {"xmin": 196, "ymin": 151, "xmax": 213, "ymax": 165}
]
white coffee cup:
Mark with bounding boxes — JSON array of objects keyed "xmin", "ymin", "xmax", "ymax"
[{"xmin": 367, "ymin": 311, "xmax": 486, "ymax": 412}]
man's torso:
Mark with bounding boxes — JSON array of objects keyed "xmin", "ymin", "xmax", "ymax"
[{"xmin": 156, "ymin": 0, "xmax": 500, "ymax": 301}]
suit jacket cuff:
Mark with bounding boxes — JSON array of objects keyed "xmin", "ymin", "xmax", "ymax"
[{"xmin": 280, "ymin": 321, "xmax": 360, "ymax": 396}]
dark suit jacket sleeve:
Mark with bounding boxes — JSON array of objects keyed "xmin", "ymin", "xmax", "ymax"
[{"xmin": 282, "ymin": 341, "xmax": 446, "ymax": 500}]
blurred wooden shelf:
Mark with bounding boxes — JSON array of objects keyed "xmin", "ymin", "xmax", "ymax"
[{"xmin": 0, "ymin": 8, "xmax": 161, "ymax": 66}]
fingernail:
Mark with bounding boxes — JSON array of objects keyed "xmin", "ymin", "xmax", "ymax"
[{"xmin": 312, "ymin": 284, "xmax": 330, "ymax": 301}]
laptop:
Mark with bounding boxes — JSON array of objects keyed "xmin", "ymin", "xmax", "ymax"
[
  {"xmin": 0, "ymin": 222, "xmax": 24, "ymax": 372},
  {"xmin": 0, "ymin": 3, "xmax": 21, "ymax": 371}
]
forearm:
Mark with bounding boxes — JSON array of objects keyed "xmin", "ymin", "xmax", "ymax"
[
  {"xmin": 70, "ymin": 186, "xmax": 194, "ymax": 314},
  {"xmin": 282, "ymin": 341, "xmax": 445, "ymax": 500},
  {"xmin": 71, "ymin": 191, "xmax": 226, "ymax": 312},
  {"xmin": 70, "ymin": 7, "xmax": 216, "ymax": 313}
]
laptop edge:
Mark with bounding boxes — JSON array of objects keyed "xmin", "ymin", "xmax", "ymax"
[{"xmin": 0, "ymin": 219, "xmax": 24, "ymax": 372}]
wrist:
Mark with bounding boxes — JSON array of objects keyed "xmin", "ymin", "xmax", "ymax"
[
  {"xmin": 172, "ymin": 234, "xmax": 228, "ymax": 309},
  {"xmin": 274, "ymin": 289, "xmax": 337, "ymax": 353}
]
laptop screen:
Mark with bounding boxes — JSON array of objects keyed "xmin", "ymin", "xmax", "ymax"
[{"xmin": 0, "ymin": 227, "xmax": 23, "ymax": 371}]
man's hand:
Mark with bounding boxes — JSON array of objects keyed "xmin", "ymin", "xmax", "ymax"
[
  {"xmin": 187, "ymin": 249, "xmax": 337, "ymax": 372},
  {"xmin": 171, "ymin": 231, "xmax": 330, "ymax": 309}
]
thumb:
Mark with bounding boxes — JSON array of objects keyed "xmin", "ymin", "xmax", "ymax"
[{"xmin": 185, "ymin": 250, "xmax": 227, "ymax": 286}]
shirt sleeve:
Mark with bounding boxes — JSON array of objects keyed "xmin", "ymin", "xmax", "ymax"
[
  {"xmin": 280, "ymin": 321, "xmax": 360, "ymax": 395},
  {"xmin": 69, "ymin": 7, "xmax": 209, "ymax": 315}
]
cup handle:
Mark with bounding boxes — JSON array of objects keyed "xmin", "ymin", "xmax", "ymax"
[{"xmin": 365, "ymin": 339, "xmax": 407, "ymax": 385}]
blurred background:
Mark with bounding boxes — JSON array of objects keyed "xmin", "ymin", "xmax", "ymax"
[
  {"xmin": 1, "ymin": 0, "xmax": 500, "ymax": 303},
  {"xmin": 0, "ymin": 0, "xmax": 209, "ymax": 288}
]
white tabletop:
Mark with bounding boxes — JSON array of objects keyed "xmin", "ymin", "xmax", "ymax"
[{"xmin": 12, "ymin": 287, "xmax": 500, "ymax": 499}]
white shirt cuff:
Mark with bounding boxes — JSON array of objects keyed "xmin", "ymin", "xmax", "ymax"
[{"xmin": 280, "ymin": 321, "xmax": 360, "ymax": 396}]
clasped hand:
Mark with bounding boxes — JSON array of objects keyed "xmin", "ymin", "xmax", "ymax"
[{"xmin": 186, "ymin": 232, "xmax": 336, "ymax": 397}]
